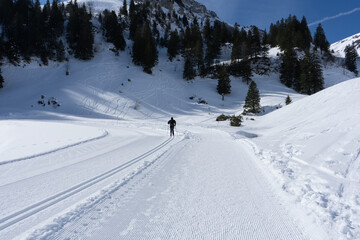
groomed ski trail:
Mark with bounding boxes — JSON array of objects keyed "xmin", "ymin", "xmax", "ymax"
[
  {"xmin": 31, "ymin": 127, "xmax": 315, "ymax": 240},
  {"xmin": 0, "ymin": 124, "xmax": 180, "ymax": 240}
]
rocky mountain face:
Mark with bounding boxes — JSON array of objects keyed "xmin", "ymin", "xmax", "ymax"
[
  {"xmin": 135, "ymin": 0, "xmax": 218, "ymax": 19},
  {"xmin": 77, "ymin": 0, "xmax": 218, "ymax": 22}
]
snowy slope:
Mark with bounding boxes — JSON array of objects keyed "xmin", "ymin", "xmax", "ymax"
[
  {"xmin": 331, "ymin": 32, "xmax": 360, "ymax": 57},
  {"xmin": 243, "ymin": 78, "xmax": 360, "ymax": 239}
]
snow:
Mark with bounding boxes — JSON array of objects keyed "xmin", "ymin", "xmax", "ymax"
[
  {"xmin": 0, "ymin": 30, "xmax": 359, "ymax": 240},
  {"xmin": 331, "ymin": 32, "xmax": 360, "ymax": 58},
  {"xmin": 244, "ymin": 78, "xmax": 360, "ymax": 239}
]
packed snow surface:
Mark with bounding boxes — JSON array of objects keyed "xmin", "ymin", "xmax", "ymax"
[{"xmin": 0, "ymin": 43, "xmax": 359, "ymax": 240}]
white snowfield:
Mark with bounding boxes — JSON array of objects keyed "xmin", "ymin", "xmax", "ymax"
[{"xmin": 0, "ymin": 42, "xmax": 359, "ymax": 240}]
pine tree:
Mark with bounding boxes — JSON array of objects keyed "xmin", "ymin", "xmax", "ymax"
[
  {"xmin": 285, "ymin": 95, "xmax": 292, "ymax": 105},
  {"xmin": 120, "ymin": 0, "xmax": 128, "ymax": 16},
  {"xmin": 55, "ymin": 40, "xmax": 65, "ymax": 62},
  {"xmin": 313, "ymin": 24, "xmax": 329, "ymax": 54},
  {"xmin": 205, "ymin": 21, "xmax": 221, "ymax": 66},
  {"xmin": 250, "ymin": 26, "xmax": 261, "ymax": 59},
  {"xmin": 128, "ymin": 0, "xmax": 137, "ymax": 39},
  {"xmin": 132, "ymin": 26, "xmax": 144, "ymax": 66},
  {"xmin": 299, "ymin": 51, "xmax": 324, "ymax": 94},
  {"xmin": 241, "ymin": 56, "xmax": 253, "ymax": 84},
  {"xmin": 194, "ymin": 40, "xmax": 205, "ymax": 76},
  {"xmin": 344, "ymin": 44, "xmax": 358, "ymax": 76},
  {"xmin": 76, "ymin": 5, "xmax": 94, "ymax": 59},
  {"xmin": 231, "ymin": 25, "xmax": 241, "ymax": 61},
  {"xmin": 217, "ymin": 65, "xmax": 231, "ymax": 95},
  {"xmin": 0, "ymin": 68, "xmax": 4, "ymax": 88},
  {"xmin": 203, "ymin": 18, "xmax": 212, "ymax": 46},
  {"xmin": 298, "ymin": 16, "xmax": 312, "ymax": 50},
  {"xmin": 102, "ymin": 10, "xmax": 126, "ymax": 50},
  {"xmin": 132, "ymin": 22, "xmax": 158, "ymax": 73},
  {"xmin": 66, "ymin": 3, "xmax": 94, "ymax": 60},
  {"xmin": 280, "ymin": 47, "xmax": 298, "ymax": 88},
  {"xmin": 49, "ymin": 0, "xmax": 64, "ymax": 37},
  {"xmin": 244, "ymin": 81, "xmax": 261, "ymax": 113},
  {"xmin": 167, "ymin": 30, "xmax": 180, "ymax": 61},
  {"xmin": 183, "ymin": 54, "xmax": 196, "ymax": 80},
  {"xmin": 0, "ymin": 0, "xmax": 14, "ymax": 26}
]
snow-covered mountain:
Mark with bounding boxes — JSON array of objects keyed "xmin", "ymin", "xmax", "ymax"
[
  {"xmin": 76, "ymin": 0, "xmax": 218, "ymax": 21},
  {"xmin": 330, "ymin": 32, "xmax": 360, "ymax": 57}
]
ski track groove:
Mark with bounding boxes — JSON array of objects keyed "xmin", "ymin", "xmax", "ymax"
[
  {"xmin": 48, "ymin": 134, "xmax": 191, "ymax": 240},
  {"xmin": 81, "ymin": 131, "xmax": 308, "ymax": 240},
  {"xmin": 0, "ymin": 130, "xmax": 109, "ymax": 166},
  {"xmin": 0, "ymin": 137, "xmax": 174, "ymax": 232}
]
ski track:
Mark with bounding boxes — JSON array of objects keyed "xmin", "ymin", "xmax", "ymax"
[
  {"xmin": 0, "ymin": 130, "xmax": 109, "ymax": 166},
  {"xmin": 0, "ymin": 133, "xmax": 178, "ymax": 240},
  {"xmin": 27, "ymin": 129, "xmax": 311, "ymax": 240}
]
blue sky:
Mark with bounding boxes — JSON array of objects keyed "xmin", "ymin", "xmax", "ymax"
[{"xmin": 197, "ymin": 0, "xmax": 360, "ymax": 43}]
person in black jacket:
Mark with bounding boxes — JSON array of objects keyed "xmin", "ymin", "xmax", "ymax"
[{"xmin": 168, "ymin": 117, "xmax": 176, "ymax": 136}]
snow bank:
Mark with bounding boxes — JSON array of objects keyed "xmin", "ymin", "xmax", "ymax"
[{"xmin": 248, "ymin": 78, "xmax": 360, "ymax": 239}]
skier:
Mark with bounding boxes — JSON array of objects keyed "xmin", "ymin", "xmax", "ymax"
[{"xmin": 168, "ymin": 117, "xmax": 176, "ymax": 137}]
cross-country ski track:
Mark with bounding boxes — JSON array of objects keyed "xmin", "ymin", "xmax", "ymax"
[{"xmin": 0, "ymin": 120, "xmax": 321, "ymax": 240}]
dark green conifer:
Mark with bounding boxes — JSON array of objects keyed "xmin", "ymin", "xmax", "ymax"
[
  {"xmin": 244, "ymin": 81, "xmax": 261, "ymax": 113},
  {"xmin": 120, "ymin": 0, "xmax": 128, "ymax": 16},
  {"xmin": 0, "ymin": 0, "xmax": 14, "ymax": 26},
  {"xmin": 216, "ymin": 65, "xmax": 231, "ymax": 95},
  {"xmin": 250, "ymin": 26, "xmax": 261, "ymax": 58},
  {"xmin": 285, "ymin": 95, "xmax": 292, "ymax": 105},
  {"xmin": 142, "ymin": 22, "xmax": 158, "ymax": 73},
  {"xmin": 298, "ymin": 16, "xmax": 312, "ymax": 50},
  {"xmin": 231, "ymin": 25, "xmax": 241, "ymax": 61},
  {"xmin": 299, "ymin": 51, "xmax": 324, "ymax": 94},
  {"xmin": 344, "ymin": 44, "xmax": 358, "ymax": 76},
  {"xmin": 128, "ymin": 0, "xmax": 137, "ymax": 39},
  {"xmin": 313, "ymin": 24, "xmax": 329, "ymax": 53},
  {"xmin": 280, "ymin": 48, "xmax": 298, "ymax": 88},
  {"xmin": 183, "ymin": 54, "xmax": 196, "ymax": 80},
  {"xmin": 50, "ymin": 0, "xmax": 64, "ymax": 36},
  {"xmin": 132, "ymin": 22, "xmax": 158, "ymax": 73},
  {"xmin": 168, "ymin": 30, "xmax": 180, "ymax": 60},
  {"xmin": 55, "ymin": 40, "xmax": 65, "ymax": 62},
  {"xmin": 241, "ymin": 56, "xmax": 253, "ymax": 84},
  {"xmin": 77, "ymin": 5, "xmax": 94, "ymax": 59},
  {"xmin": 102, "ymin": 10, "xmax": 126, "ymax": 50}
]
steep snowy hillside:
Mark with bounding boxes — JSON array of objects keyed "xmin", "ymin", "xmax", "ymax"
[
  {"xmin": 331, "ymin": 32, "xmax": 360, "ymax": 57},
  {"xmin": 242, "ymin": 78, "xmax": 360, "ymax": 239}
]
